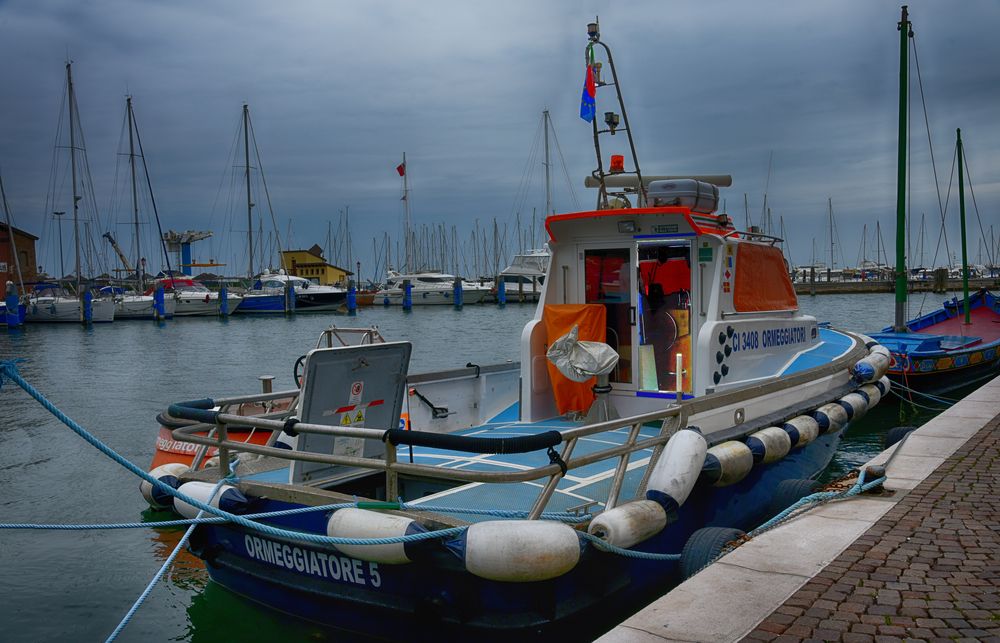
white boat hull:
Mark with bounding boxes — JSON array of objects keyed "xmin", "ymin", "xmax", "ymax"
[
  {"xmin": 377, "ymin": 287, "xmax": 489, "ymax": 306},
  {"xmin": 173, "ymin": 293, "xmax": 241, "ymax": 317},
  {"xmin": 114, "ymin": 295, "xmax": 177, "ymax": 320},
  {"xmin": 24, "ymin": 297, "xmax": 115, "ymax": 323}
]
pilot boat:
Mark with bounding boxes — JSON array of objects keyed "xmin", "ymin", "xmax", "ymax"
[{"xmin": 148, "ymin": 23, "xmax": 892, "ymax": 640}]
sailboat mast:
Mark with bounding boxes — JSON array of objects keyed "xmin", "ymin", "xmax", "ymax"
[
  {"xmin": 828, "ymin": 197, "xmax": 834, "ymax": 282},
  {"xmin": 244, "ymin": 104, "xmax": 253, "ymax": 278},
  {"xmin": 543, "ymin": 109, "xmax": 552, "ymax": 217},
  {"xmin": 66, "ymin": 63, "xmax": 82, "ymax": 297},
  {"xmin": 893, "ymin": 5, "xmax": 912, "ymax": 331},
  {"xmin": 957, "ymin": 128, "xmax": 970, "ymax": 324},
  {"xmin": 126, "ymin": 97, "xmax": 142, "ymax": 287},
  {"xmin": 402, "ymin": 153, "xmax": 412, "ymax": 273},
  {"xmin": 0, "ymin": 173, "xmax": 25, "ymax": 292}
]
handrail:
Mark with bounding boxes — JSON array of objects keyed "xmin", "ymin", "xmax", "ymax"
[{"xmin": 170, "ymin": 330, "xmax": 869, "ymax": 517}]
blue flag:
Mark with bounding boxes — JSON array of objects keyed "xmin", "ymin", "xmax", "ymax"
[{"xmin": 580, "ymin": 64, "xmax": 596, "ymax": 122}]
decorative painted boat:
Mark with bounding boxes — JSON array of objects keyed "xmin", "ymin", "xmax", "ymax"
[
  {"xmin": 145, "ymin": 23, "xmax": 894, "ymax": 640},
  {"xmin": 869, "ymin": 289, "xmax": 1000, "ymax": 393}
]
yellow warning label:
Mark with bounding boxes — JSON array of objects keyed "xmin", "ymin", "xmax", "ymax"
[
  {"xmin": 354, "ymin": 410, "xmax": 365, "ymax": 423},
  {"xmin": 340, "ymin": 413, "xmax": 353, "ymax": 426}
]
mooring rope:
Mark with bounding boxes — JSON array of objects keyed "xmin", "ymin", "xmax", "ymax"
[
  {"xmin": 105, "ymin": 477, "xmax": 228, "ymax": 643},
  {"xmin": 0, "ymin": 502, "xmax": 591, "ymax": 531}
]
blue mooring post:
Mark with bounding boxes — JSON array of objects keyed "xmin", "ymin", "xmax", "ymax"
[
  {"xmin": 153, "ymin": 285, "xmax": 165, "ymax": 321},
  {"xmin": 453, "ymin": 278, "xmax": 463, "ymax": 309},
  {"xmin": 402, "ymin": 280, "xmax": 412, "ymax": 311},
  {"xmin": 219, "ymin": 285, "xmax": 229, "ymax": 316},
  {"xmin": 496, "ymin": 277, "xmax": 506, "ymax": 307},
  {"xmin": 5, "ymin": 281, "xmax": 20, "ymax": 328},
  {"xmin": 82, "ymin": 290, "xmax": 93, "ymax": 323},
  {"xmin": 286, "ymin": 283, "xmax": 296, "ymax": 314},
  {"xmin": 347, "ymin": 280, "xmax": 357, "ymax": 315}
]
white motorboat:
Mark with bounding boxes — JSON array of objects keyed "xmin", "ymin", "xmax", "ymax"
[{"xmin": 376, "ymin": 270, "xmax": 489, "ymax": 305}]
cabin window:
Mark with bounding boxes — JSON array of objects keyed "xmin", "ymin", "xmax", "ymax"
[
  {"xmin": 733, "ymin": 243, "xmax": 797, "ymax": 312},
  {"xmin": 637, "ymin": 241, "xmax": 692, "ymax": 393},
  {"xmin": 583, "ymin": 248, "xmax": 632, "ymax": 384}
]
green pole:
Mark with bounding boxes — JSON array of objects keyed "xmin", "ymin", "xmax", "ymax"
[
  {"xmin": 957, "ymin": 128, "xmax": 970, "ymax": 324},
  {"xmin": 893, "ymin": 5, "xmax": 911, "ymax": 332}
]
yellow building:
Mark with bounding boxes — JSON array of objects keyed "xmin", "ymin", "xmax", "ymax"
[{"xmin": 281, "ymin": 245, "xmax": 352, "ymax": 286}]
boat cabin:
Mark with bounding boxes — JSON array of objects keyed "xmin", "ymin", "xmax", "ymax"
[{"xmin": 520, "ymin": 205, "xmax": 815, "ymax": 422}]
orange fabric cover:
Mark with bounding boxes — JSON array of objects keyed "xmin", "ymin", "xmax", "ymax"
[
  {"xmin": 733, "ymin": 243, "xmax": 797, "ymax": 312},
  {"xmin": 543, "ymin": 304, "xmax": 607, "ymax": 415}
]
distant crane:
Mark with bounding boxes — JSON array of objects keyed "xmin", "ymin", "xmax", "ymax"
[{"xmin": 102, "ymin": 231, "xmax": 134, "ymax": 274}]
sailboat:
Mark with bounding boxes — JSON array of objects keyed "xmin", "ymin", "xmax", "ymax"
[
  {"xmin": 497, "ymin": 110, "xmax": 556, "ymax": 303},
  {"xmin": 376, "ymin": 154, "xmax": 488, "ymax": 305},
  {"xmin": 103, "ymin": 96, "xmax": 176, "ymax": 320},
  {"xmin": 231, "ymin": 104, "xmax": 287, "ymax": 314},
  {"xmin": 867, "ymin": 7, "xmax": 1000, "ymax": 393},
  {"xmin": 25, "ymin": 62, "xmax": 114, "ymax": 324}
]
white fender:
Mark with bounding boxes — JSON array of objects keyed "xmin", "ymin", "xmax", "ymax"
[
  {"xmin": 588, "ymin": 500, "xmax": 667, "ymax": 549},
  {"xmin": 705, "ymin": 441, "xmax": 754, "ymax": 487},
  {"xmin": 327, "ymin": 508, "xmax": 418, "ymax": 564},
  {"xmin": 140, "ymin": 463, "xmax": 189, "ymax": 509},
  {"xmin": 464, "ymin": 520, "xmax": 580, "ymax": 582},
  {"xmin": 838, "ymin": 392, "xmax": 869, "ymax": 421},
  {"xmin": 859, "ymin": 383, "xmax": 882, "ymax": 407},
  {"xmin": 783, "ymin": 416, "xmax": 820, "ymax": 448},
  {"xmin": 645, "ymin": 428, "xmax": 708, "ymax": 510},
  {"xmin": 812, "ymin": 402, "xmax": 849, "ymax": 434},
  {"xmin": 174, "ymin": 481, "xmax": 247, "ymax": 520},
  {"xmin": 746, "ymin": 426, "xmax": 792, "ymax": 464},
  {"xmin": 877, "ymin": 375, "xmax": 892, "ymax": 396}
]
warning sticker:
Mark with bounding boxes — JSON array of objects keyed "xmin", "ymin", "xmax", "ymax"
[
  {"xmin": 349, "ymin": 381, "xmax": 363, "ymax": 404},
  {"xmin": 354, "ymin": 410, "xmax": 365, "ymax": 423},
  {"xmin": 340, "ymin": 414, "xmax": 353, "ymax": 426}
]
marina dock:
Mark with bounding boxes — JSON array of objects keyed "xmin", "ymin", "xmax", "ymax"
[{"xmin": 599, "ymin": 374, "xmax": 1000, "ymax": 642}]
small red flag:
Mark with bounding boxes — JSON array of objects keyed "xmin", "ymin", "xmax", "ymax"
[{"xmin": 396, "ymin": 163, "xmax": 406, "ymax": 177}]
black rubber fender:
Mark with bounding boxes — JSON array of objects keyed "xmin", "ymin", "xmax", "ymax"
[
  {"xmin": 884, "ymin": 425, "xmax": 918, "ymax": 449},
  {"xmin": 679, "ymin": 526, "xmax": 745, "ymax": 579},
  {"xmin": 766, "ymin": 478, "xmax": 822, "ymax": 520}
]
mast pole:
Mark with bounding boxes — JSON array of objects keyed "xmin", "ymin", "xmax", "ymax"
[
  {"xmin": 402, "ymin": 152, "xmax": 412, "ymax": 273},
  {"xmin": 957, "ymin": 128, "xmax": 970, "ymax": 324},
  {"xmin": 893, "ymin": 5, "xmax": 912, "ymax": 331},
  {"xmin": 127, "ymin": 97, "xmax": 142, "ymax": 288},
  {"xmin": 244, "ymin": 103, "xmax": 253, "ymax": 278},
  {"xmin": 0, "ymin": 173, "xmax": 25, "ymax": 292},
  {"xmin": 67, "ymin": 63, "xmax": 82, "ymax": 300},
  {"xmin": 543, "ymin": 109, "xmax": 552, "ymax": 217}
]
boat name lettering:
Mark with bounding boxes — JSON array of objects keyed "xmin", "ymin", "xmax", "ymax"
[
  {"xmin": 242, "ymin": 535, "xmax": 381, "ymax": 588},
  {"xmin": 731, "ymin": 326, "xmax": 807, "ymax": 352},
  {"xmin": 155, "ymin": 436, "xmax": 199, "ymax": 454}
]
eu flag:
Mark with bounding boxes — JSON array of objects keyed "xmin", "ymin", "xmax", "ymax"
[{"xmin": 580, "ymin": 64, "xmax": 596, "ymax": 122}]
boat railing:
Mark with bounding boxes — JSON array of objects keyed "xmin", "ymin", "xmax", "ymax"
[{"xmin": 170, "ymin": 402, "xmax": 688, "ymax": 519}]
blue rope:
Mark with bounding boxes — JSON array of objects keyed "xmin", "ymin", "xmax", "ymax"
[
  {"xmin": 0, "ymin": 503, "xmax": 590, "ymax": 531},
  {"xmin": 578, "ymin": 532, "xmax": 682, "ymax": 560},
  {"xmin": 0, "ymin": 360, "xmax": 459, "ymax": 547},
  {"xmin": 105, "ymin": 478, "xmax": 227, "ymax": 642}
]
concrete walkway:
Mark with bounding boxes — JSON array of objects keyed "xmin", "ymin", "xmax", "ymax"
[{"xmin": 598, "ymin": 375, "xmax": 1000, "ymax": 643}]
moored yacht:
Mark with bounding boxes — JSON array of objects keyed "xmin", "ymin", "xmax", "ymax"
[{"xmin": 377, "ymin": 269, "xmax": 489, "ymax": 305}]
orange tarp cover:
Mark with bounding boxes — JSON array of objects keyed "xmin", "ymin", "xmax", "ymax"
[
  {"xmin": 543, "ymin": 304, "xmax": 607, "ymax": 415},
  {"xmin": 734, "ymin": 243, "xmax": 797, "ymax": 312}
]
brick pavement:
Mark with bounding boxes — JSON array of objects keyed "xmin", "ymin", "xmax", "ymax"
[{"xmin": 741, "ymin": 414, "xmax": 1000, "ymax": 643}]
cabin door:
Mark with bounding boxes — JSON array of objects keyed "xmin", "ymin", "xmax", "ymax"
[
  {"xmin": 579, "ymin": 245, "xmax": 637, "ymax": 388},
  {"xmin": 636, "ymin": 240, "xmax": 694, "ymax": 395}
]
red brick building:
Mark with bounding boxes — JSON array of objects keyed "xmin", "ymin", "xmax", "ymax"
[{"xmin": 0, "ymin": 222, "xmax": 38, "ymax": 288}]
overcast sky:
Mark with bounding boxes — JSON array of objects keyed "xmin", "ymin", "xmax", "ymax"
[{"xmin": 1, "ymin": 0, "xmax": 998, "ymax": 280}]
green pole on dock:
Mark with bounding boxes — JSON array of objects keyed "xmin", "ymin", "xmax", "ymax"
[
  {"xmin": 957, "ymin": 128, "xmax": 970, "ymax": 325},
  {"xmin": 893, "ymin": 5, "xmax": 911, "ymax": 332}
]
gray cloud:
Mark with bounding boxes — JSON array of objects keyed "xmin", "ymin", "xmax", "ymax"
[{"xmin": 1, "ymin": 0, "xmax": 998, "ymax": 280}]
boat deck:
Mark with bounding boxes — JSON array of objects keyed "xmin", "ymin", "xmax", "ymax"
[
  {"xmin": 921, "ymin": 305, "xmax": 1000, "ymax": 343},
  {"xmin": 243, "ymin": 415, "xmax": 662, "ymax": 522}
]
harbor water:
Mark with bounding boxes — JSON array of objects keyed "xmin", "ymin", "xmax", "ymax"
[{"xmin": 0, "ymin": 293, "xmax": 967, "ymax": 641}]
